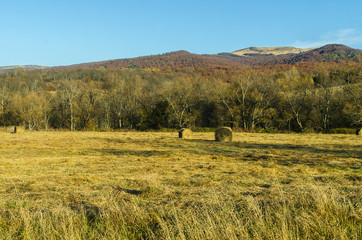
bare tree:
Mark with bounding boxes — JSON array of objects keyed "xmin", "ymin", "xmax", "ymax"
[
  {"xmin": 17, "ymin": 92, "xmax": 43, "ymax": 130},
  {"xmin": 248, "ymin": 78, "xmax": 276, "ymax": 130},
  {"xmin": 232, "ymin": 72, "xmax": 256, "ymax": 129},
  {"xmin": 343, "ymin": 83, "xmax": 362, "ymax": 127},
  {"xmin": 161, "ymin": 77, "xmax": 198, "ymax": 128},
  {"xmin": 40, "ymin": 91, "xmax": 55, "ymax": 130},
  {"xmin": 279, "ymin": 68, "xmax": 314, "ymax": 132},
  {"xmin": 0, "ymin": 80, "xmax": 9, "ymax": 126},
  {"xmin": 76, "ymin": 82, "xmax": 101, "ymax": 130},
  {"xmin": 59, "ymin": 80, "xmax": 80, "ymax": 131}
]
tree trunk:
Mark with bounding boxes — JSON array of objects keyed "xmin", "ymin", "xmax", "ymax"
[{"xmin": 70, "ymin": 102, "xmax": 74, "ymax": 131}]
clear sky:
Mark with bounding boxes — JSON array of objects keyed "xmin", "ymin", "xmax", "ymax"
[{"xmin": 1, "ymin": 0, "xmax": 362, "ymax": 66}]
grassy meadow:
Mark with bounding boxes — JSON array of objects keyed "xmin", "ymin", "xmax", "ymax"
[{"xmin": 0, "ymin": 131, "xmax": 361, "ymax": 239}]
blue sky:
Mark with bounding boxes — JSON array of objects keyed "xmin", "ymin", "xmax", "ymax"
[{"xmin": 1, "ymin": 0, "xmax": 362, "ymax": 66}]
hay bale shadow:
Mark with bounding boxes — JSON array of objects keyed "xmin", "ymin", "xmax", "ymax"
[
  {"xmin": 94, "ymin": 149, "xmax": 171, "ymax": 157},
  {"xmin": 116, "ymin": 187, "xmax": 143, "ymax": 195}
]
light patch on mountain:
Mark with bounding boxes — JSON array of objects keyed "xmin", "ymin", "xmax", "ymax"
[
  {"xmin": 232, "ymin": 46, "xmax": 316, "ymax": 56},
  {"xmin": 0, "ymin": 65, "xmax": 48, "ymax": 73}
]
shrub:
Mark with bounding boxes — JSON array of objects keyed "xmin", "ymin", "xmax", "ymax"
[
  {"xmin": 259, "ymin": 128, "xmax": 279, "ymax": 133},
  {"xmin": 328, "ymin": 128, "xmax": 356, "ymax": 134}
]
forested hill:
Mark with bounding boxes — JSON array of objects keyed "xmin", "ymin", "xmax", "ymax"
[
  {"xmin": 47, "ymin": 51, "xmax": 242, "ymax": 71},
  {"xmin": 0, "ymin": 52, "xmax": 361, "ymax": 132},
  {"xmin": 46, "ymin": 44, "xmax": 362, "ymax": 71},
  {"xmin": 217, "ymin": 44, "xmax": 362, "ymax": 66},
  {"xmin": 0, "ymin": 44, "xmax": 360, "ymax": 132},
  {"xmin": 286, "ymin": 44, "xmax": 362, "ymax": 63}
]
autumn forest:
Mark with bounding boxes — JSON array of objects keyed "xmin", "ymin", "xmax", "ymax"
[{"xmin": 0, "ymin": 59, "xmax": 361, "ymax": 133}]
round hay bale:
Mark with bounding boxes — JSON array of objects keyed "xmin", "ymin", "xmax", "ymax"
[
  {"xmin": 215, "ymin": 127, "xmax": 232, "ymax": 142},
  {"xmin": 179, "ymin": 128, "xmax": 193, "ymax": 139},
  {"xmin": 7, "ymin": 126, "xmax": 16, "ymax": 133},
  {"xmin": 8, "ymin": 126, "xmax": 25, "ymax": 133},
  {"xmin": 356, "ymin": 128, "xmax": 361, "ymax": 136}
]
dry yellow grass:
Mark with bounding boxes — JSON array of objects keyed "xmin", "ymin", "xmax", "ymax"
[{"xmin": 0, "ymin": 131, "xmax": 361, "ymax": 239}]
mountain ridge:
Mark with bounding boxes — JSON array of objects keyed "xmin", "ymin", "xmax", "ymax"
[
  {"xmin": 2, "ymin": 44, "xmax": 361, "ymax": 72},
  {"xmin": 48, "ymin": 44, "xmax": 361, "ymax": 71},
  {"xmin": 0, "ymin": 65, "xmax": 48, "ymax": 73},
  {"xmin": 232, "ymin": 46, "xmax": 316, "ymax": 56},
  {"xmin": 217, "ymin": 44, "xmax": 362, "ymax": 66}
]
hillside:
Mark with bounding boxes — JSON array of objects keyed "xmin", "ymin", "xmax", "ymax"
[
  {"xmin": 232, "ymin": 46, "xmax": 316, "ymax": 56},
  {"xmin": 286, "ymin": 44, "xmax": 362, "ymax": 63},
  {"xmin": 0, "ymin": 65, "xmax": 48, "ymax": 73},
  {"xmin": 48, "ymin": 51, "xmax": 241, "ymax": 71},
  {"xmin": 0, "ymin": 50, "xmax": 360, "ymax": 132},
  {"xmin": 44, "ymin": 44, "xmax": 362, "ymax": 71},
  {"xmin": 217, "ymin": 44, "xmax": 362, "ymax": 66}
]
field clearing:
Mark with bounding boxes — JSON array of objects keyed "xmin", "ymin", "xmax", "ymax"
[{"xmin": 0, "ymin": 131, "xmax": 361, "ymax": 239}]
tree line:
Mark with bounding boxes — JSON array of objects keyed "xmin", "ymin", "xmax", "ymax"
[{"xmin": 0, "ymin": 62, "xmax": 361, "ymax": 132}]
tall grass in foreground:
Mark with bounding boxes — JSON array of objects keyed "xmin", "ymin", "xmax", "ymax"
[
  {"xmin": 0, "ymin": 132, "xmax": 360, "ymax": 239},
  {"xmin": 0, "ymin": 185, "xmax": 360, "ymax": 239}
]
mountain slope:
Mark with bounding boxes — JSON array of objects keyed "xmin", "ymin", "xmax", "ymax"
[
  {"xmin": 217, "ymin": 44, "xmax": 362, "ymax": 66},
  {"xmin": 0, "ymin": 65, "xmax": 48, "ymax": 73},
  {"xmin": 287, "ymin": 44, "xmax": 362, "ymax": 63},
  {"xmin": 46, "ymin": 44, "xmax": 362, "ymax": 71},
  {"xmin": 48, "ymin": 51, "xmax": 241, "ymax": 71},
  {"xmin": 232, "ymin": 46, "xmax": 316, "ymax": 56}
]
